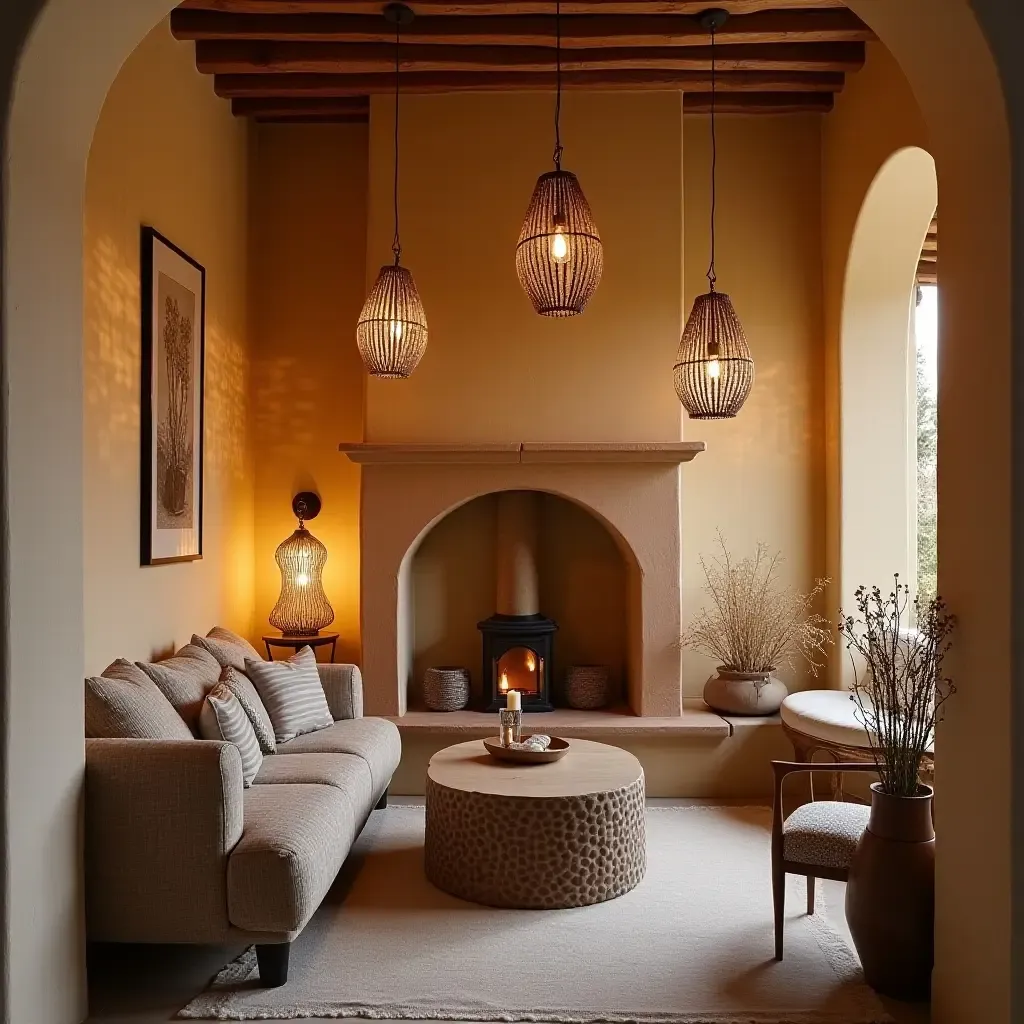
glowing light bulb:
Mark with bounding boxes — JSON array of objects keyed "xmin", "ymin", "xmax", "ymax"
[
  {"xmin": 389, "ymin": 319, "xmax": 404, "ymax": 344},
  {"xmin": 707, "ymin": 356, "xmax": 721, "ymax": 380},
  {"xmin": 295, "ymin": 572, "xmax": 310, "ymax": 587},
  {"xmin": 550, "ymin": 227, "xmax": 569, "ymax": 264}
]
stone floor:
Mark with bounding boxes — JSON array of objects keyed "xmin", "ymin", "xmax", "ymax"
[{"xmin": 85, "ymin": 800, "xmax": 929, "ymax": 1024}]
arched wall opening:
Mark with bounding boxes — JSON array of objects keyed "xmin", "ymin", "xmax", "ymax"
[
  {"xmin": 840, "ymin": 145, "xmax": 937, "ymax": 686},
  {"xmin": 0, "ymin": 3, "xmax": 1017, "ymax": 1024},
  {"xmin": 402, "ymin": 489, "xmax": 636, "ymax": 712}
]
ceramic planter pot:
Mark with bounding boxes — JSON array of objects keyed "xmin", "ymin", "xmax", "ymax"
[
  {"xmin": 845, "ymin": 782, "xmax": 935, "ymax": 1001},
  {"xmin": 702, "ymin": 668, "xmax": 788, "ymax": 716}
]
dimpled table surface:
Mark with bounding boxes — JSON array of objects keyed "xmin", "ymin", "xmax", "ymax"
[{"xmin": 424, "ymin": 737, "xmax": 646, "ymax": 909}]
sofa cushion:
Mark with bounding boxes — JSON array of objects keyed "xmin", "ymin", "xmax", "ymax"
[
  {"xmin": 228, "ymin": 783, "xmax": 357, "ymax": 934},
  {"xmin": 253, "ymin": 752, "xmax": 374, "ymax": 815},
  {"xmin": 245, "ymin": 647, "xmax": 333, "ymax": 744},
  {"xmin": 138, "ymin": 643, "xmax": 222, "ymax": 736},
  {"xmin": 193, "ymin": 627, "xmax": 264, "ymax": 673},
  {"xmin": 85, "ymin": 660, "xmax": 193, "ymax": 740},
  {"xmin": 278, "ymin": 718, "xmax": 400, "ymax": 802},
  {"xmin": 221, "ymin": 666, "xmax": 276, "ymax": 755},
  {"xmin": 199, "ymin": 683, "xmax": 263, "ymax": 787}
]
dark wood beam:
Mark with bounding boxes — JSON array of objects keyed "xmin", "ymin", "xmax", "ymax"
[
  {"xmin": 917, "ymin": 261, "xmax": 937, "ymax": 284},
  {"xmin": 173, "ymin": 10, "xmax": 872, "ymax": 47},
  {"xmin": 197, "ymin": 40, "xmax": 864, "ymax": 73},
  {"xmin": 177, "ymin": 1, "xmax": 849, "ymax": 17},
  {"xmin": 683, "ymin": 91, "xmax": 834, "ymax": 113},
  {"xmin": 214, "ymin": 68, "xmax": 845, "ymax": 96},
  {"xmin": 918, "ymin": 250, "xmax": 937, "ymax": 264},
  {"xmin": 254, "ymin": 112, "xmax": 371, "ymax": 122},
  {"xmin": 235, "ymin": 95, "xmax": 370, "ymax": 116},
  {"xmin": 922, "ymin": 231, "xmax": 938, "ymax": 252}
]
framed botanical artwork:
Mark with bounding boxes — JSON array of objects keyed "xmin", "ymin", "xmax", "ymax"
[{"xmin": 140, "ymin": 227, "xmax": 205, "ymax": 565}]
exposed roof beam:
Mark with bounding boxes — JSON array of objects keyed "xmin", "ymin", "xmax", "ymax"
[
  {"xmin": 173, "ymin": 10, "xmax": 872, "ymax": 47},
  {"xmin": 683, "ymin": 90, "xmax": 833, "ymax": 113},
  {"xmin": 177, "ymin": 1, "xmax": 849, "ymax": 16},
  {"xmin": 214, "ymin": 68, "xmax": 845, "ymax": 95},
  {"xmin": 197, "ymin": 40, "xmax": 864, "ymax": 73},
  {"xmin": 235, "ymin": 94, "xmax": 370, "ymax": 116}
]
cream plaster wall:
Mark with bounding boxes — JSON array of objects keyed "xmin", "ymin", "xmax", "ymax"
[
  {"xmin": 363, "ymin": 91, "xmax": 685, "ymax": 443},
  {"xmin": 249, "ymin": 124, "xmax": 367, "ymax": 664},
  {"xmin": 680, "ymin": 114, "xmax": 825, "ymax": 697},
  {"xmin": 83, "ymin": 22, "xmax": 254, "ymax": 670}
]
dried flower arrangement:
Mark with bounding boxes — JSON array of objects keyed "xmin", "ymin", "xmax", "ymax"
[
  {"xmin": 681, "ymin": 536, "xmax": 832, "ymax": 677},
  {"xmin": 839, "ymin": 576, "xmax": 955, "ymax": 797}
]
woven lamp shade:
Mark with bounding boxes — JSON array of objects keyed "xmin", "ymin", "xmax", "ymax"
[
  {"xmin": 269, "ymin": 524, "xmax": 335, "ymax": 636},
  {"xmin": 516, "ymin": 170, "xmax": 603, "ymax": 317},
  {"xmin": 356, "ymin": 264, "xmax": 428, "ymax": 379},
  {"xmin": 673, "ymin": 290, "xmax": 754, "ymax": 419}
]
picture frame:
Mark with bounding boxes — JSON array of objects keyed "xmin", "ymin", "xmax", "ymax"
[{"xmin": 140, "ymin": 226, "xmax": 205, "ymax": 565}]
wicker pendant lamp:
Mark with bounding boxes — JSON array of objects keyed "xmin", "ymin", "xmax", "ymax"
[
  {"xmin": 515, "ymin": 0, "xmax": 603, "ymax": 317},
  {"xmin": 673, "ymin": 9, "xmax": 754, "ymax": 419},
  {"xmin": 356, "ymin": 2, "xmax": 428, "ymax": 378},
  {"xmin": 269, "ymin": 493, "xmax": 335, "ymax": 637}
]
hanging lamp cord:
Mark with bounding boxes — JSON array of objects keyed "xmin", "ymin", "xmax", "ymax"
[
  {"xmin": 706, "ymin": 19, "xmax": 717, "ymax": 291},
  {"xmin": 553, "ymin": 0, "xmax": 563, "ymax": 170},
  {"xmin": 392, "ymin": 16, "xmax": 402, "ymax": 266}
]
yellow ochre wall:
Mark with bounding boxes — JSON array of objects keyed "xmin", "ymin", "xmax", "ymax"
[
  {"xmin": 248, "ymin": 123, "xmax": 368, "ymax": 664},
  {"xmin": 83, "ymin": 19, "xmax": 254, "ymax": 673}
]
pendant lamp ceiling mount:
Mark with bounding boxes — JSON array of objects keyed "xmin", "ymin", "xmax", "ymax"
[
  {"xmin": 699, "ymin": 8, "xmax": 729, "ymax": 32},
  {"xmin": 383, "ymin": 2, "xmax": 415, "ymax": 27}
]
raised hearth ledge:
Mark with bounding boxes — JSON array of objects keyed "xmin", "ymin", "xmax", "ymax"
[
  {"xmin": 388, "ymin": 700, "xmax": 731, "ymax": 740},
  {"xmin": 339, "ymin": 441, "xmax": 706, "ymax": 465}
]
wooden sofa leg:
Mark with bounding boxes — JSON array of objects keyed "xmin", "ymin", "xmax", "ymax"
[
  {"xmin": 773, "ymin": 866, "xmax": 785, "ymax": 961},
  {"xmin": 806, "ymin": 875, "xmax": 816, "ymax": 915},
  {"xmin": 256, "ymin": 942, "xmax": 290, "ymax": 986},
  {"xmin": 375, "ymin": 787, "xmax": 389, "ymax": 810}
]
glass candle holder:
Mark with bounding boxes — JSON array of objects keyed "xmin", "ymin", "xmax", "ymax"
[{"xmin": 499, "ymin": 708, "xmax": 523, "ymax": 747}]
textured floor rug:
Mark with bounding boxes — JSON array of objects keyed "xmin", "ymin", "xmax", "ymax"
[{"xmin": 180, "ymin": 805, "xmax": 890, "ymax": 1023}]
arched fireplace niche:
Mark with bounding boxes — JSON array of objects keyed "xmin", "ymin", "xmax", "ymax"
[{"xmin": 410, "ymin": 490, "xmax": 634, "ymax": 713}]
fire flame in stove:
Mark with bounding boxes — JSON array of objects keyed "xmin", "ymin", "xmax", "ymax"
[
  {"xmin": 499, "ymin": 671, "xmax": 509, "ymax": 692},
  {"xmin": 525, "ymin": 651, "xmax": 536, "ymax": 672}
]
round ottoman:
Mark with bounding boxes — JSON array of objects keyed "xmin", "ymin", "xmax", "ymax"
[{"xmin": 425, "ymin": 738, "xmax": 646, "ymax": 909}]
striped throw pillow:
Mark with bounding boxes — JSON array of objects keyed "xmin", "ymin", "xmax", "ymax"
[
  {"xmin": 245, "ymin": 646, "xmax": 334, "ymax": 744},
  {"xmin": 198, "ymin": 682, "xmax": 263, "ymax": 787},
  {"xmin": 221, "ymin": 665, "xmax": 276, "ymax": 755}
]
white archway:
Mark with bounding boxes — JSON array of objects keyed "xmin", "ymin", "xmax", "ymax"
[
  {"xmin": 840, "ymin": 145, "xmax": 937, "ymax": 686},
  {"xmin": 0, "ymin": 2, "xmax": 1017, "ymax": 1022}
]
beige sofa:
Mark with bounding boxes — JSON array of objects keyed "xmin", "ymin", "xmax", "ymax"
[{"xmin": 84, "ymin": 635, "xmax": 401, "ymax": 986}]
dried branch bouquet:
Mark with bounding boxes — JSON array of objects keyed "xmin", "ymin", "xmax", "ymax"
[
  {"xmin": 681, "ymin": 536, "xmax": 832, "ymax": 679},
  {"xmin": 839, "ymin": 577, "xmax": 955, "ymax": 796}
]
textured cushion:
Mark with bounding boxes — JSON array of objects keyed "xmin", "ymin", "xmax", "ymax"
[
  {"xmin": 782, "ymin": 800, "xmax": 871, "ymax": 869},
  {"xmin": 199, "ymin": 683, "xmax": 263, "ymax": 787},
  {"xmin": 228, "ymin": 783, "xmax": 357, "ymax": 934},
  {"xmin": 253, "ymin": 752, "xmax": 374, "ymax": 816},
  {"xmin": 221, "ymin": 666, "xmax": 276, "ymax": 755},
  {"xmin": 193, "ymin": 627, "xmax": 264, "ymax": 673},
  {"xmin": 85, "ymin": 660, "xmax": 193, "ymax": 740},
  {"xmin": 138, "ymin": 643, "xmax": 222, "ymax": 735},
  {"xmin": 278, "ymin": 718, "xmax": 400, "ymax": 802},
  {"xmin": 781, "ymin": 690, "xmax": 873, "ymax": 750},
  {"xmin": 245, "ymin": 646, "xmax": 333, "ymax": 744}
]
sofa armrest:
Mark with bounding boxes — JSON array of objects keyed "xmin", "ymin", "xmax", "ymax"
[
  {"xmin": 85, "ymin": 738, "xmax": 244, "ymax": 943},
  {"xmin": 318, "ymin": 663, "xmax": 364, "ymax": 720}
]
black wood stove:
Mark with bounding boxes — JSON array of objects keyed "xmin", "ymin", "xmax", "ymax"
[{"xmin": 478, "ymin": 612, "xmax": 557, "ymax": 712}]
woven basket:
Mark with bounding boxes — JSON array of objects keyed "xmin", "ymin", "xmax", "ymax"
[
  {"xmin": 423, "ymin": 667, "xmax": 471, "ymax": 712},
  {"xmin": 566, "ymin": 665, "xmax": 612, "ymax": 710}
]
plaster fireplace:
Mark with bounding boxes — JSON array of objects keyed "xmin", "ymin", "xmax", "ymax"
[{"xmin": 340, "ymin": 442, "xmax": 704, "ymax": 718}]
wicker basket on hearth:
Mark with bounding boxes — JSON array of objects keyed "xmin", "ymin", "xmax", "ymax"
[
  {"xmin": 566, "ymin": 665, "xmax": 612, "ymax": 710},
  {"xmin": 423, "ymin": 667, "xmax": 471, "ymax": 712}
]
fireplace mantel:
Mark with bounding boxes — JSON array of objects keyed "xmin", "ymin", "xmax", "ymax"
[{"xmin": 338, "ymin": 442, "xmax": 706, "ymax": 465}]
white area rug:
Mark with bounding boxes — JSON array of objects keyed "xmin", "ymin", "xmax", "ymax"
[{"xmin": 180, "ymin": 806, "xmax": 890, "ymax": 1023}]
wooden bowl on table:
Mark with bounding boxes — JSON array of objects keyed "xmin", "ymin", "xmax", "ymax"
[{"xmin": 482, "ymin": 735, "xmax": 570, "ymax": 764}]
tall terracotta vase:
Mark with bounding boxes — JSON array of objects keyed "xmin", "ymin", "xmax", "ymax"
[{"xmin": 845, "ymin": 782, "xmax": 935, "ymax": 1001}]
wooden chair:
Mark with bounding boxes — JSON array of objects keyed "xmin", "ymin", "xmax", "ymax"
[{"xmin": 771, "ymin": 760, "xmax": 879, "ymax": 960}]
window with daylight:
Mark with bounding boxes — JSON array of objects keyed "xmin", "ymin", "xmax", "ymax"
[{"xmin": 915, "ymin": 285, "xmax": 938, "ymax": 601}]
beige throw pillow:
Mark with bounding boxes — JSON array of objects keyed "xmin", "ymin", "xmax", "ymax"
[
  {"xmin": 138, "ymin": 642, "xmax": 222, "ymax": 736},
  {"xmin": 85, "ymin": 659, "xmax": 193, "ymax": 740},
  {"xmin": 245, "ymin": 646, "xmax": 334, "ymax": 744},
  {"xmin": 193, "ymin": 627, "xmax": 264, "ymax": 673},
  {"xmin": 221, "ymin": 665, "xmax": 276, "ymax": 754},
  {"xmin": 198, "ymin": 682, "xmax": 263, "ymax": 787}
]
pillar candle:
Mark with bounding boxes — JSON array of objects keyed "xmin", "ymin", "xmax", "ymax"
[{"xmin": 506, "ymin": 689, "xmax": 521, "ymax": 711}]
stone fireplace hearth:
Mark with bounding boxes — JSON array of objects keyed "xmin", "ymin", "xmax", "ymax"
[{"xmin": 340, "ymin": 442, "xmax": 703, "ymax": 718}]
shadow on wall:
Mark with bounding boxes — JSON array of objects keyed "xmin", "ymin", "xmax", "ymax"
[{"xmin": 411, "ymin": 491, "xmax": 628, "ymax": 709}]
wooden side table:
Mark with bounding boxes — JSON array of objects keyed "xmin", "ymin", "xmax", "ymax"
[{"xmin": 262, "ymin": 631, "xmax": 339, "ymax": 663}]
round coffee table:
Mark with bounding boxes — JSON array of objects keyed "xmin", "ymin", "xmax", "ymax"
[{"xmin": 424, "ymin": 737, "xmax": 646, "ymax": 909}]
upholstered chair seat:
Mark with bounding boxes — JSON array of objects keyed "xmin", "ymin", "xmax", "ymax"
[{"xmin": 782, "ymin": 800, "xmax": 870, "ymax": 870}]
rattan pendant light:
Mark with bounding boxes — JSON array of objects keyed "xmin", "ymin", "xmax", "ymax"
[
  {"xmin": 673, "ymin": 9, "xmax": 754, "ymax": 419},
  {"xmin": 356, "ymin": 2, "xmax": 428, "ymax": 378},
  {"xmin": 515, "ymin": 0, "xmax": 603, "ymax": 317}
]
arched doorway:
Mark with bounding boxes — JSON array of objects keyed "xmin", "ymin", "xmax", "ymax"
[{"xmin": 0, "ymin": 2, "xmax": 1017, "ymax": 1022}]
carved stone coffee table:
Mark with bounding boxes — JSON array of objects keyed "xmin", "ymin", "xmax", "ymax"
[{"xmin": 424, "ymin": 737, "xmax": 646, "ymax": 909}]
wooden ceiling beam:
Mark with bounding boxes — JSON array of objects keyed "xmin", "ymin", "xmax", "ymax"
[
  {"xmin": 214, "ymin": 68, "xmax": 845, "ymax": 96},
  {"xmin": 177, "ymin": 1, "xmax": 849, "ymax": 17},
  {"xmin": 173, "ymin": 10, "xmax": 872, "ymax": 47},
  {"xmin": 234, "ymin": 95, "xmax": 370, "ymax": 115},
  {"xmin": 683, "ymin": 91, "xmax": 833, "ymax": 113},
  {"xmin": 197, "ymin": 40, "xmax": 864, "ymax": 73},
  {"xmin": 922, "ymin": 232, "xmax": 938, "ymax": 252}
]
